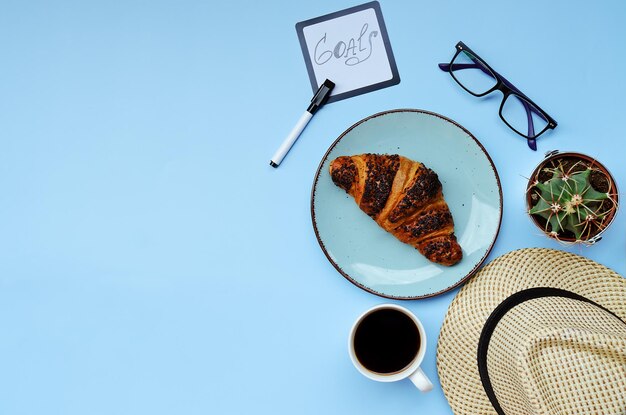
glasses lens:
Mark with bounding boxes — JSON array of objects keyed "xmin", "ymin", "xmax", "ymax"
[
  {"xmin": 450, "ymin": 50, "xmax": 498, "ymax": 95},
  {"xmin": 500, "ymin": 94, "xmax": 549, "ymax": 138}
]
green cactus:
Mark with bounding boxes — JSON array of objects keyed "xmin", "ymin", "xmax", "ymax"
[{"xmin": 529, "ymin": 162, "xmax": 615, "ymax": 241}]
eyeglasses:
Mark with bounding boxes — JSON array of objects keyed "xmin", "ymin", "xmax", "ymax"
[{"xmin": 439, "ymin": 41, "xmax": 557, "ymax": 151}]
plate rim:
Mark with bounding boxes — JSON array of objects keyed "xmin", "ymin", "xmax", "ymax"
[{"xmin": 310, "ymin": 108, "xmax": 503, "ymax": 300}]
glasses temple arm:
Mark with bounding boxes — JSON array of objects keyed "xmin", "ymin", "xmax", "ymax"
[
  {"xmin": 521, "ymin": 97, "xmax": 537, "ymax": 150},
  {"xmin": 439, "ymin": 62, "xmax": 494, "ymax": 78}
]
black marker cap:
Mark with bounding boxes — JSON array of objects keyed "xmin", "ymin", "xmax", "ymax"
[{"xmin": 307, "ymin": 79, "xmax": 335, "ymax": 115}]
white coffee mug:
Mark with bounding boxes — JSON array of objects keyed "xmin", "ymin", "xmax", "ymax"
[{"xmin": 348, "ymin": 304, "xmax": 433, "ymax": 392}]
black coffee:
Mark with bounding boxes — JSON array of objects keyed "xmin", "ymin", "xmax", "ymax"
[{"xmin": 354, "ymin": 308, "xmax": 420, "ymax": 374}]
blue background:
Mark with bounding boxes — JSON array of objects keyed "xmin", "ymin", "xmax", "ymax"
[{"xmin": 1, "ymin": 0, "xmax": 625, "ymax": 413}]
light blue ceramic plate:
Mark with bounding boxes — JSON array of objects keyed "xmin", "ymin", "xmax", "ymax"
[{"xmin": 311, "ymin": 109, "xmax": 502, "ymax": 299}]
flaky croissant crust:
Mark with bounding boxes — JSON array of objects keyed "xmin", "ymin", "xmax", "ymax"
[{"xmin": 330, "ymin": 154, "xmax": 462, "ymax": 266}]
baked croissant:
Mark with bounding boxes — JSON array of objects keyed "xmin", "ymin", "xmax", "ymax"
[{"xmin": 330, "ymin": 154, "xmax": 462, "ymax": 266}]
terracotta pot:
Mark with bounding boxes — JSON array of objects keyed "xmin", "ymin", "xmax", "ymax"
[{"xmin": 525, "ymin": 151, "xmax": 619, "ymax": 244}]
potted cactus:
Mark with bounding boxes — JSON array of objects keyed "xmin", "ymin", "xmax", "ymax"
[{"xmin": 526, "ymin": 151, "xmax": 619, "ymax": 244}]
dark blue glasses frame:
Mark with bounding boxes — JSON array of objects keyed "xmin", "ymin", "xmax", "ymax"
[{"xmin": 439, "ymin": 42, "xmax": 557, "ymax": 151}]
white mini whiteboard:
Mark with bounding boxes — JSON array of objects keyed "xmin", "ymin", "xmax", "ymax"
[{"xmin": 296, "ymin": 1, "xmax": 400, "ymax": 103}]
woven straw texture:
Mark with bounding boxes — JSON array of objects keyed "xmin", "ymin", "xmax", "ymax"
[
  {"xmin": 488, "ymin": 296, "xmax": 626, "ymax": 415},
  {"xmin": 437, "ymin": 248, "xmax": 626, "ymax": 415}
]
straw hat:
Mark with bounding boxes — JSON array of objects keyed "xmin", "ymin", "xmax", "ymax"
[{"xmin": 437, "ymin": 248, "xmax": 626, "ymax": 415}]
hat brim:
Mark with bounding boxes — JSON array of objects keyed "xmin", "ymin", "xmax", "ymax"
[{"xmin": 436, "ymin": 248, "xmax": 626, "ymax": 415}]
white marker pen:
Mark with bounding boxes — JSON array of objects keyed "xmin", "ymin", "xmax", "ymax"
[{"xmin": 270, "ymin": 79, "xmax": 335, "ymax": 168}]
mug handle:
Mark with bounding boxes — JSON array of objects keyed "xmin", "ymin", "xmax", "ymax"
[{"xmin": 408, "ymin": 367, "xmax": 433, "ymax": 392}]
